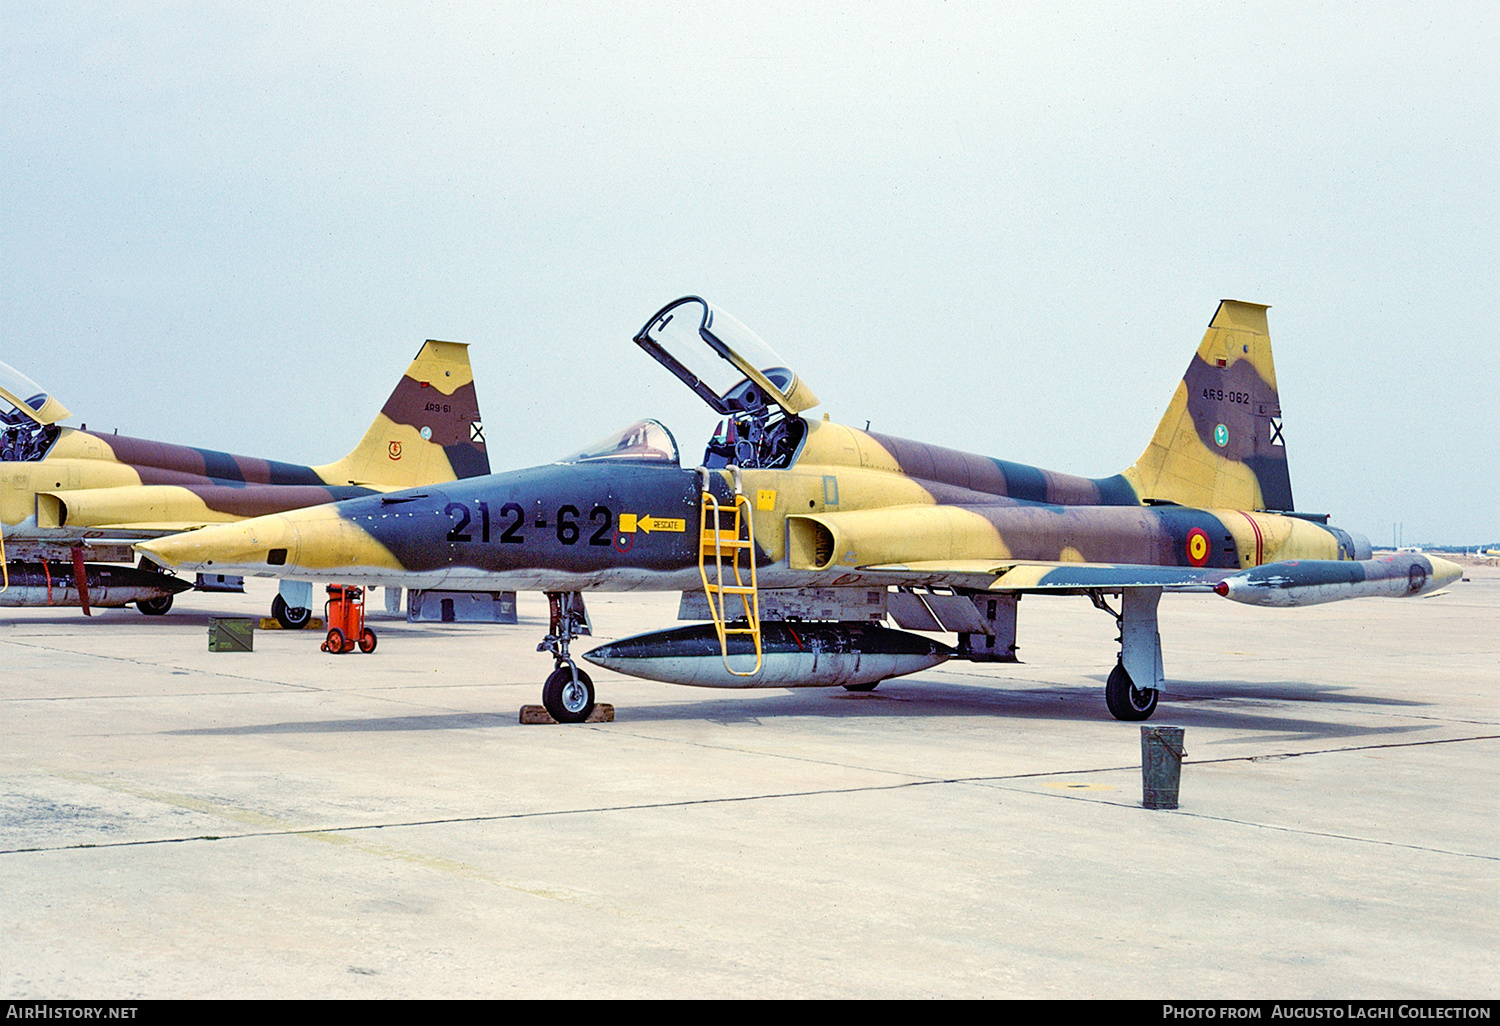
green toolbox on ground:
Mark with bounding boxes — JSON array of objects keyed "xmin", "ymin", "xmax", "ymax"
[{"xmin": 208, "ymin": 617, "xmax": 255, "ymax": 652}]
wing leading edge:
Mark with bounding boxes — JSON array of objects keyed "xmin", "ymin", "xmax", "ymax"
[{"xmin": 859, "ymin": 559, "xmax": 1231, "ymax": 593}]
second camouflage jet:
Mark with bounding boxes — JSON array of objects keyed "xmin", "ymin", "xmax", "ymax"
[
  {"xmin": 2, "ymin": 341, "xmax": 487, "ymax": 620},
  {"xmin": 138, "ymin": 296, "xmax": 1461, "ymax": 722}
]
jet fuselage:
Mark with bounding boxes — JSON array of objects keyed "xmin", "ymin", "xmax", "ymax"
[{"xmin": 136, "ymin": 415, "xmax": 1365, "ymax": 593}]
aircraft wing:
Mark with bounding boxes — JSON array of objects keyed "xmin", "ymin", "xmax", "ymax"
[
  {"xmin": 858, "ymin": 559, "xmax": 1234, "ymax": 593},
  {"xmin": 52, "ymin": 522, "xmax": 218, "ymax": 537},
  {"xmin": 862, "ymin": 554, "xmax": 1462, "ymax": 609}
]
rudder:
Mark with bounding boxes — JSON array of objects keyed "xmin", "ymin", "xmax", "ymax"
[
  {"xmin": 314, "ymin": 340, "xmax": 490, "ymax": 488},
  {"xmin": 1122, "ymin": 301, "xmax": 1293, "ymax": 512}
]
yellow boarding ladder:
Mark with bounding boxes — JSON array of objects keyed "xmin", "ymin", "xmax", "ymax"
[{"xmin": 697, "ymin": 466, "xmax": 761, "ymax": 676}]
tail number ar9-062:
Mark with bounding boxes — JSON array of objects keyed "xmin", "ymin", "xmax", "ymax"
[{"xmin": 444, "ymin": 501, "xmax": 613, "ymax": 546}]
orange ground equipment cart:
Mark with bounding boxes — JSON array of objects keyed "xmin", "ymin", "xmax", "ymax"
[{"xmin": 321, "ymin": 584, "xmax": 377, "ymax": 654}]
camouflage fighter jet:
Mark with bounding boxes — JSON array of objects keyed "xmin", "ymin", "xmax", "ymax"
[
  {"xmin": 1, "ymin": 340, "xmax": 487, "ymax": 620},
  {"xmin": 137, "ymin": 297, "xmax": 1461, "ymax": 721}
]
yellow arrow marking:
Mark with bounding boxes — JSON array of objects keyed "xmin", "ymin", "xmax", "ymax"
[{"xmin": 619, "ymin": 514, "xmax": 685, "ymax": 534}]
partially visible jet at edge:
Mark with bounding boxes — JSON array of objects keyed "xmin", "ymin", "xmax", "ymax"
[{"xmin": 0, "ymin": 340, "xmax": 488, "ymax": 621}]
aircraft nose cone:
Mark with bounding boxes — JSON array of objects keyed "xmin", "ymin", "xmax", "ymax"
[
  {"xmin": 137, "ymin": 516, "xmax": 298, "ymax": 572},
  {"xmin": 1427, "ymin": 556, "xmax": 1463, "ymax": 590}
]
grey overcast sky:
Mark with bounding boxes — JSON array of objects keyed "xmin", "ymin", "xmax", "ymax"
[{"xmin": 3, "ymin": 1, "xmax": 1495, "ymax": 544}]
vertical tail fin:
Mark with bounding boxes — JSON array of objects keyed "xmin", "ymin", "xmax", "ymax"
[
  {"xmin": 1123, "ymin": 301, "xmax": 1293, "ymax": 511},
  {"xmin": 314, "ymin": 340, "xmax": 490, "ymax": 488}
]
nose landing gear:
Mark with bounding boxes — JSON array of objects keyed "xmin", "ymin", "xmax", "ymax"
[{"xmin": 538, "ymin": 591, "xmax": 596, "ymax": 723}]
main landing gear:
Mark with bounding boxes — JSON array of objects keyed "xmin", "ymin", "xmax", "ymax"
[
  {"xmin": 538, "ymin": 591, "xmax": 595, "ymax": 723},
  {"xmin": 136, "ymin": 594, "xmax": 174, "ymax": 615},
  {"xmin": 1105, "ymin": 662, "xmax": 1159, "ymax": 721},
  {"xmin": 135, "ymin": 556, "xmax": 176, "ymax": 615},
  {"xmin": 1090, "ymin": 587, "xmax": 1164, "ymax": 721}
]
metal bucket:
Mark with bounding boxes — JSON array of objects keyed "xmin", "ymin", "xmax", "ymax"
[
  {"xmin": 208, "ymin": 616, "xmax": 254, "ymax": 652},
  {"xmin": 1140, "ymin": 725, "xmax": 1186, "ymax": 809}
]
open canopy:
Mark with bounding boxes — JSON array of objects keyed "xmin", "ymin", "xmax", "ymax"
[
  {"xmin": 633, "ymin": 297, "xmax": 819, "ymax": 417},
  {"xmin": 0, "ymin": 361, "xmax": 69, "ymax": 427}
]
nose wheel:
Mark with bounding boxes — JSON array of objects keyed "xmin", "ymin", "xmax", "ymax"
[
  {"xmin": 543, "ymin": 665, "xmax": 596, "ymax": 723},
  {"xmin": 538, "ymin": 591, "xmax": 597, "ymax": 723}
]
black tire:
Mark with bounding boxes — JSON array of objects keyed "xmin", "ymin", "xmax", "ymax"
[
  {"xmin": 271, "ymin": 594, "xmax": 312, "ymax": 630},
  {"xmin": 358, "ymin": 628, "xmax": 377, "ymax": 654},
  {"xmin": 542, "ymin": 666, "xmax": 595, "ymax": 724},
  {"xmin": 137, "ymin": 595, "xmax": 173, "ymax": 616},
  {"xmin": 1105, "ymin": 662, "xmax": 1158, "ymax": 721},
  {"xmin": 324, "ymin": 628, "xmax": 347, "ymax": 654},
  {"xmin": 843, "ymin": 681, "xmax": 879, "ymax": 692}
]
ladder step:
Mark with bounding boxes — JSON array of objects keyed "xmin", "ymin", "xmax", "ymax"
[{"xmin": 698, "ymin": 485, "xmax": 762, "ymax": 677}]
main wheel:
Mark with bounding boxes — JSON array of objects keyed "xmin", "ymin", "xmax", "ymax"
[
  {"xmin": 843, "ymin": 681, "xmax": 880, "ymax": 692},
  {"xmin": 542, "ymin": 666, "xmax": 595, "ymax": 724},
  {"xmin": 324, "ymin": 628, "xmax": 347, "ymax": 654},
  {"xmin": 272, "ymin": 594, "xmax": 312, "ymax": 630},
  {"xmin": 1105, "ymin": 662, "xmax": 1158, "ymax": 721},
  {"xmin": 137, "ymin": 595, "xmax": 174, "ymax": 616},
  {"xmin": 358, "ymin": 628, "xmax": 377, "ymax": 654}
]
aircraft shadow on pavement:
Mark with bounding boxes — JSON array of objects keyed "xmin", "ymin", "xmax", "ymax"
[
  {"xmin": 591, "ymin": 676, "xmax": 1437, "ymax": 743},
  {"xmin": 167, "ymin": 712, "xmax": 516, "ymax": 736},
  {"xmin": 161, "ymin": 673, "xmax": 1436, "ymax": 745}
]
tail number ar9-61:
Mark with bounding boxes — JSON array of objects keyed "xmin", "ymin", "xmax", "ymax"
[{"xmin": 444, "ymin": 501, "xmax": 613, "ymax": 546}]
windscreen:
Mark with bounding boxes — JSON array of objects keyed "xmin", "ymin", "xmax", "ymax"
[{"xmin": 557, "ymin": 419, "xmax": 680, "ymax": 465}]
